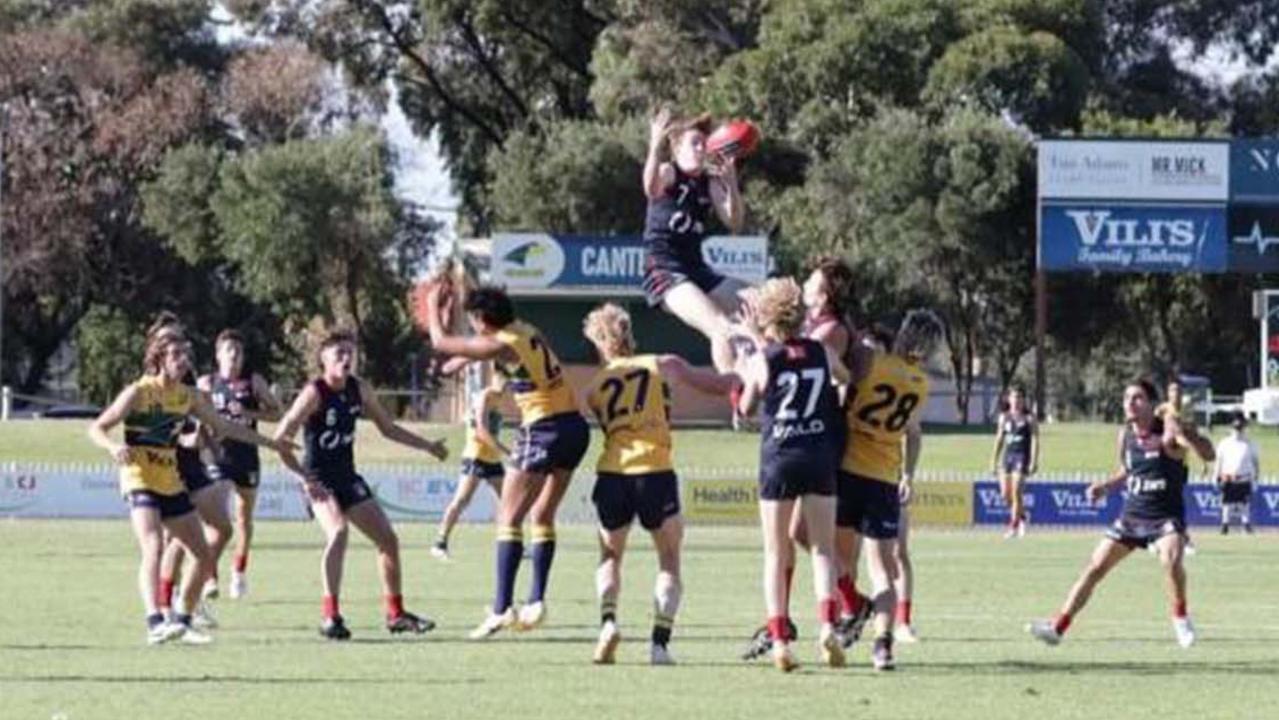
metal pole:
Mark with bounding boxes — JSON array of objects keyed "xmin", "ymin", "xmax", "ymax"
[{"xmin": 0, "ymin": 105, "xmax": 7, "ymax": 393}]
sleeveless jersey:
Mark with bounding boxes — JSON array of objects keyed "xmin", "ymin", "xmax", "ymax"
[
  {"xmin": 303, "ymin": 378, "xmax": 362, "ymax": 481},
  {"xmin": 208, "ymin": 373, "xmax": 260, "ymax": 466},
  {"xmin": 1121, "ymin": 420, "xmax": 1186, "ymax": 520},
  {"xmin": 121, "ymin": 375, "xmax": 194, "ymax": 495},
  {"xmin": 493, "ymin": 321, "xmax": 578, "ymax": 425},
  {"xmin": 643, "ymin": 166, "xmax": 714, "ymax": 271},
  {"xmin": 842, "ymin": 352, "xmax": 930, "ymax": 484},
  {"xmin": 759, "ymin": 339, "xmax": 841, "ymax": 467},
  {"xmin": 587, "ymin": 354, "xmax": 674, "ymax": 475},
  {"xmin": 1001, "ymin": 413, "xmax": 1034, "ymax": 459},
  {"xmin": 462, "ymin": 392, "xmax": 504, "ymax": 464}
]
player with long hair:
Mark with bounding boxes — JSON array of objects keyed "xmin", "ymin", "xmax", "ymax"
[
  {"xmin": 273, "ymin": 330, "xmax": 447, "ymax": 640},
  {"xmin": 642, "ymin": 108, "xmax": 747, "ymax": 374},
  {"xmin": 88, "ymin": 330, "xmax": 291, "ymax": 644},
  {"xmin": 1029, "ymin": 378, "xmax": 1214, "ymax": 649},
  {"xmin": 991, "ymin": 387, "xmax": 1038, "ymax": 539},
  {"xmin": 738, "ymin": 278, "xmax": 849, "ymax": 672},
  {"xmin": 836, "ymin": 309, "xmax": 943, "ymax": 670},
  {"xmin": 424, "ymin": 284, "xmax": 591, "ymax": 639},
  {"xmin": 198, "ymin": 329, "xmax": 283, "ymax": 599},
  {"xmin": 583, "ymin": 303, "xmax": 737, "ymax": 666}
]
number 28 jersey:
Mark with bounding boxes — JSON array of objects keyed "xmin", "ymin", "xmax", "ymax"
[
  {"xmin": 587, "ymin": 354, "xmax": 672, "ymax": 475},
  {"xmin": 494, "ymin": 321, "xmax": 578, "ymax": 426},
  {"xmin": 842, "ymin": 352, "xmax": 930, "ymax": 484}
]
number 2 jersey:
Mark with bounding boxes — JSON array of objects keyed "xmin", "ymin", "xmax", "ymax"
[
  {"xmin": 586, "ymin": 354, "xmax": 673, "ymax": 475},
  {"xmin": 760, "ymin": 338, "xmax": 842, "ymax": 474},
  {"xmin": 842, "ymin": 351, "xmax": 930, "ymax": 484},
  {"xmin": 493, "ymin": 320, "xmax": 579, "ymax": 426}
]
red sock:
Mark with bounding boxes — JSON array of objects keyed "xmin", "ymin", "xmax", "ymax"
[
  {"xmin": 896, "ymin": 600, "xmax": 912, "ymax": 625},
  {"xmin": 836, "ymin": 574, "xmax": 860, "ymax": 615},
  {"xmin": 158, "ymin": 578, "xmax": 174, "ymax": 610},
  {"xmin": 818, "ymin": 598, "xmax": 839, "ymax": 625},
  {"xmin": 384, "ymin": 593, "xmax": 405, "ymax": 619},
  {"xmin": 767, "ymin": 615, "xmax": 790, "ymax": 642},
  {"xmin": 782, "ymin": 565, "xmax": 794, "ymax": 614},
  {"xmin": 322, "ymin": 594, "xmax": 340, "ymax": 619},
  {"xmin": 1053, "ymin": 612, "xmax": 1072, "ymax": 635},
  {"xmin": 234, "ymin": 554, "xmax": 248, "ymax": 573},
  {"xmin": 1172, "ymin": 600, "xmax": 1187, "ymax": 619}
]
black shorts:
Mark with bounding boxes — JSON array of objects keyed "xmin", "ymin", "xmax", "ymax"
[
  {"xmin": 127, "ymin": 490, "xmax": 195, "ymax": 519},
  {"xmin": 758, "ymin": 455, "xmax": 835, "ymax": 501},
  {"xmin": 1001, "ymin": 452, "xmax": 1030, "ymax": 475},
  {"xmin": 461, "ymin": 458, "xmax": 505, "ymax": 482},
  {"xmin": 313, "ymin": 473, "xmax": 376, "ymax": 512},
  {"xmin": 1105, "ymin": 515, "xmax": 1186, "ymax": 549},
  {"xmin": 208, "ymin": 463, "xmax": 260, "ymax": 489},
  {"xmin": 835, "ymin": 472, "xmax": 901, "ymax": 540},
  {"xmin": 593, "ymin": 471, "xmax": 681, "ymax": 531},
  {"xmin": 1221, "ymin": 481, "xmax": 1253, "ymax": 504},
  {"xmin": 178, "ymin": 449, "xmax": 216, "ymax": 494},
  {"xmin": 642, "ymin": 262, "xmax": 726, "ymax": 308},
  {"xmin": 511, "ymin": 413, "xmax": 590, "ymax": 474}
]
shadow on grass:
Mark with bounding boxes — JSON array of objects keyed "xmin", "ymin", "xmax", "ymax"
[{"xmin": 909, "ymin": 658, "xmax": 1279, "ymax": 676}]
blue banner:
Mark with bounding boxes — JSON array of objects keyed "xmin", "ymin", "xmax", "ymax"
[
  {"xmin": 1227, "ymin": 205, "xmax": 1279, "ymax": 272},
  {"xmin": 1229, "ymin": 139, "xmax": 1279, "ymax": 203},
  {"xmin": 1039, "ymin": 204, "xmax": 1227, "ymax": 273},
  {"xmin": 491, "ymin": 233, "xmax": 767, "ymax": 293},
  {"xmin": 974, "ymin": 480, "xmax": 1279, "ymax": 527}
]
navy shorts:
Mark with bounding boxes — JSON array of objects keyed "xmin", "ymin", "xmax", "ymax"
[
  {"xmin": 593, "ymin": 471, "xmax": 681, "ymax": 531},
  {"xmin": 511, "ymin": 413, "xmax": 590, "ymax": 474},
  {"xmin": 461, "ymin": 458, "xmax": 506, "ymax": 482},
  {"xmin": 1001, "ymin": 452, "xmax": 1030, "ymax": 475},
  {"xmin": 1221, "ymin": 481, "xmax": 1252, "ymax": 503},
  {"xmin": 178, "ymin": 449, "xmax": 216, "ymax": 494},
  {"xmin": 208, "ymin": 463, "xmax": 260, "ymax": 489},
  {"xmin": 312, "ymin": 473, "xmax": 375, "ymax": 512},
  {"xmin": 1105, "ymin": 515, "xmax": 1185, "ymax": 549},
  {"xmin": 127, "ymin": 490, "xmax": 195, "ymax": 519},
  {"xmin": 758, "ymin": 455, "xmax": 836, "ymax": 501},
  {"xmin": 642, "ymin": 262, "xmax": 726, "ymax": 308},
  {"xmin": 836, "ymin": 472, "xmax": 901, "ymax": 539}
]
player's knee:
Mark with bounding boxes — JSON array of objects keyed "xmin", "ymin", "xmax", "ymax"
[
  {"xmin": 326, "ymin": 522, "xmax": 349, "ymax": 548},
  {"xmin": 379, "ymin": 529, "xmax": 401, "ymax": 558}
]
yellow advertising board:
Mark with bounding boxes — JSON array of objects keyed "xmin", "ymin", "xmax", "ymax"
[
  {"xmin": 683, "ymin": 478, "xmax": 758, "ymax": 523},
  {"xmin": 908, "ymin": 481, "xmax": 972, "ymax": 526}
]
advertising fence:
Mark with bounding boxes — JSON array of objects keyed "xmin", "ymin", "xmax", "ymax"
[{"xmin": 5, "ymin": 464, "xmax": 1277, "ymax": 528}]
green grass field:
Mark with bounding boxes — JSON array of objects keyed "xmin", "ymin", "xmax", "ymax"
[
  {"xmin": 1, "ymin": 522, "xmax": 1276, "ymax": 720},
  {"xmin": 3, "ymin": 418, "xmax": 1276, "ymax": 474}
]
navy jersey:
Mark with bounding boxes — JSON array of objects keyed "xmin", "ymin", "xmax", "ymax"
[
  {"xmin": 209, "ymin": 373, "xmax": 261, "ymax": 468},
  {"xmin": 303, "ymin": 378, "xmax": 362, "ymax": 481},
  {"xmin": 1001, "ymin": 413, "xmax": 1034, "ymax": 458},
  {"xmin": 759, "ymin": 339, "xmax": 841, "ymax": 468},
  {"xmin": 643, "ymin": 166, "xmax": 714, "ymax": 271},
  {"xmin": 1121, "ymin": 420, "xmax": 1186, "ymax": 520}
]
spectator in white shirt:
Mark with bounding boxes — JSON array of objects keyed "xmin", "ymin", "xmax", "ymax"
[{"xmin": 1212, "ymin": 412, "xmax": 1259, "ymax": 535}]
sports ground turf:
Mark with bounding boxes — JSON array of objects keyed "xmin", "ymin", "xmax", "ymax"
[
  {"xmin": 2, "ymin": 420, "xmax": 1277, "ymax": 719},
  {"xmin": 0, "ymin": 522, "xmax": 1276, "ymax": 720}
]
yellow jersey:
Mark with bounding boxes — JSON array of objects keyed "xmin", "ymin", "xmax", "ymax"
[
  {"xmin": 841, "ymin": 352, "xmax": 930, "ymax": 484},
  {"xmin": 120, "ymin": 375, "xmax": 194, "ymax": 496},
  {"xmin": 494, "ymin": 321, "xmax": 578, "ymax": 425},
  {"xmin": 462, "ymin": 396, "xmax": 504, "ymax": 464},
  {"xmin": 587, "ymin": 355, "xmax": 673, "ymax": 475}
]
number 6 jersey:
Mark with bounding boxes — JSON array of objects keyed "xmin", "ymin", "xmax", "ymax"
[
  {"xmin": 587, "ymin": 354, "xmax": 673, "ymax": 475},
  {"xmin": 842, "ymin": 351, "xmax": 930, "ymax": 484}
]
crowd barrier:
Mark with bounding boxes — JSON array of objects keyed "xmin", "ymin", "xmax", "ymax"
[{"xmin": 3, "ymin": 464, "xmax": 1277, "ymax": 527}]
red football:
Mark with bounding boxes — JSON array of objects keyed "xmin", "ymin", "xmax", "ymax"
[{"xmin": 706, "ymin": 119, "xmax": 760, "ymax": 160}]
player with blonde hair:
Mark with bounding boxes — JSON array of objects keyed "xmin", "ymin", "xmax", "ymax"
[{"xmin": 582, "ymin": 303, "xmax": 737, "ymax": 666}]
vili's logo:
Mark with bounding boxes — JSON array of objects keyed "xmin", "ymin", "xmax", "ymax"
[
  {"xmin": 978, "ymin": 488, "xmax": 1006, "ymax": 508},
  {"xmin": 1066, "ymin": 210, "xmax": 1206, "ymax": 249},
  {"xmin": 1051, "ymin": 489, "xmax": 1097, "ymax": 509},
  {"xmin": 1193, "ymin": 491, "xmax": 1221, "ymax": 510}
]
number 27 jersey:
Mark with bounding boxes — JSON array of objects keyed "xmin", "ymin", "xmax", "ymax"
[
  {"xmin": 586, "ymin": 354, "xmax": 672, "ymax": 475},
  {"xmin": 842, "ymin": 352, "xmax": 930, "ymax": 484}
]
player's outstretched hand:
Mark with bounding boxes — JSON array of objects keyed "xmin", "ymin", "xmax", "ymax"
[{"xmin": 426, "ymin": 439, "xmax": 448, "ymax": 462}]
